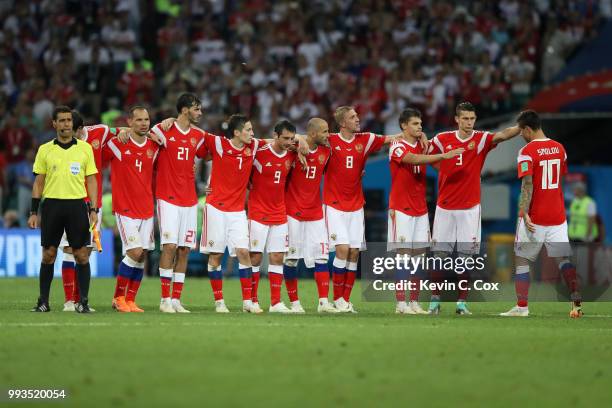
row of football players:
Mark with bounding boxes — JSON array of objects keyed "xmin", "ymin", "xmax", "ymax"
[{"xmin": 59, "ymin": 93, "xmax": 582, "ymax": 317}]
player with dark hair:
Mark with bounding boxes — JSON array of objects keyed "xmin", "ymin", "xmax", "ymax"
[
  {"xmin": 248, "ymin": 120, "xmax": 298, "ymax": 313},
  {"xmin": 150, "ymin": 93, "xmax": 209, "ymax": 313},
  {"xmin": 389, "ymin": 109, "xmax": 463, "ymax": 314},
  {"xmin": 427, "ymin": 102, "xmax": 521, "ymax": 315},
  {"xmin": 29, "ymin": 106, "xmax": 98, "ymax": 313},
  {"xmin": 59, "ymin": 109, "xmax": 119, "ymax": 312},
  {"xmin": 104, "ymin": 106, "xmax": 159, "ymax": 312},
  {"xmin": 199, "ymin": 114, "xmax": 263, "ymax": 313},
  {"xmin": 501, "ymin": 110, "xmax": 582, "ymax": 317}
]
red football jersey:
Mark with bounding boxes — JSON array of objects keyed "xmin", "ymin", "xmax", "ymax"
[
  {"xmin": 517, "ymin": 138, "xmax": 568, "ymax": 226},
  {"xmin": 151, "ymin": 122, "xmax": 208, "ymax": 207},
  {"xmin": 83, "ymin": 124, "xmax": 114, "ymax": 207},
  {"xmin": 104, "ymin": 137, "xmax": 159, "ymax": 219},
  {"xmin": 323, "ymin": 132, "xmax": 385, "ymax": 211},
  {"xmin": 286, "ymin": 145, "xmax": 331, "ymax": 221},
  {"xmin": 389, "ymin": 139, "xmax": 428, "ymax": 216},
  {"xmin": 206, "ymin": 135, "xmax": 262, "ymax": 212},
  {"xmin": 429, "ymin": 130, "xmax": 496, "ymax": 210},
  {"xmin": 248, "ymin": 144, "xmax": 296, "ymax": 225}
]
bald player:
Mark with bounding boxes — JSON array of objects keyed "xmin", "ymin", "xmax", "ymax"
[{"xmin": 284, "ymin": 118, "xmax": 338, "ymax": 312}]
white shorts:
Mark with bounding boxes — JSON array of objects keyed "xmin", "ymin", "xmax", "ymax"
[
  {"xmin": 287, "ymin": 216, "xmax": 329, "ymax": 265},
  {"xmin": 200, "ymin": 203, "xmax": 249, "ymax": 256},
  {"xmin": 514, "ymin": 219, "xmax": 572, "ymax": 262},
  {"xmin": 59, "ymin": 210, "xmax": 102, "ymax": 249},
  {"xmin": 115, "ymin": 214, "xmax": 155, "ymax": 255},
  {"xmin": 387, "ymin": 210, "xmax": 430, "ymax": 251},
  {"xmin": 249, "ymin": 220, "xmax": 288, "ymax": 253},
  {"xmin": 432, "ymin": 204, "xmax": 481, "ymax": 254},
  {"xmin": 157, "ymin": 199, "xmax": 198, "ymax": 249},
  {"xmin": 324, "ymin": 205, "xmax": 365, "ymax": 250}
]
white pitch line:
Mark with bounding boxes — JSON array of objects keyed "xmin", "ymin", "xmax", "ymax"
[
  {"xmin": 0, "ymin": 320, "xmax": 442, "ymax": 329},
  {"xmin": 486, "ymin": 313, "xmax": 612, "ymax": 318}
]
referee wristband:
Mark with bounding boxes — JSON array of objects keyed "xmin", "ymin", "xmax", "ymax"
[{"xmin": 31, "ymin": 198, "xmax": 41, "ymax": 213}]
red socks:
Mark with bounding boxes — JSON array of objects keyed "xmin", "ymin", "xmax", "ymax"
[
  {"xmin": 160, "ymin": 268, "xmax": 172, "ymax": 298},
  {"xmin": 285, "ymin": 278, "xmax": 298, "ymax": 302},
  {"xmin": 126, "ymin": 279, "xmax": 141, "ymax": 302},
  {"xmin": 314, "ymin": 262, "xmax": 330, "ymax": 299},
  {"xmin": 269, "ymin": 272, "xmax": 283, "ymax": 306},
  {"xmin": 343, "ymin": 269, "xmax": 357, "ymax": 301},
  {"xmin": 208, "ymin": 264, "xmax": 223, "ymax": 301},
  {"xmin": 171, "ymin": 273, "xmax": 185, "ymax": 300},
  {"xmin": 331, "ymin": 257, "xmax": 346, "ymax": 301},
  {"xmin": 62, "ymin": 259, "xmax": 76, "ymax": 302},
  {"xmin": 515, "ymin": 265, "xmax": 531, "ymax": 307},
  {"xmin": 251, "ymin": 267, "xmax": 260, "ymax": 303},
  {"xmin": 409, "ymin": 276, "xmax": 421, "ymax": 301},
  {"xmin": 560, "ymin": 261, "xmax": 581, "ymax": 306},
  {"xmin": 114, "ymin": 276, "xmax": 129, "ymax": 298}
]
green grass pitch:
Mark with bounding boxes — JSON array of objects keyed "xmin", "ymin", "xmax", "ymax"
[{"xmin": 1, "ymin": 278, "xmax": 611, "ymax": 407}]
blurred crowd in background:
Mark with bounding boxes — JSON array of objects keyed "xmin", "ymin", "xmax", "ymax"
[{"xmin": 0, "ymin": 0, "xmax": 609, "ymax": 227}]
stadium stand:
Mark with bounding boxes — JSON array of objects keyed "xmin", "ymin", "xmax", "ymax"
[{"xmin": 0, "ymin": 0, "xmax": 609, "ymax": 230}]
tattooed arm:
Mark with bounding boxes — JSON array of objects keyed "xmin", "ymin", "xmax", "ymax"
[{"xmin": 518, "ymin": 175, "xmax": 535, "ymax": 232}]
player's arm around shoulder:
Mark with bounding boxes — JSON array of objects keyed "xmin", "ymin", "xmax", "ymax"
[
  {"xmin": 102, "ymin": 137, "xmax": 119, "ymax": 164},
  {"xmin": 401, "ymin": 147, "xmax": 464, "ymax": 165},
  {"xmin": 492, "ymin": 125, "xmax": 521, "ymax": 144}
]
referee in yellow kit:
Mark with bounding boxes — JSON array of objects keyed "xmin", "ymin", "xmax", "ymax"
[{"xmin": 28, "ymin": 106, "xmax": 99, "ymax": 313}]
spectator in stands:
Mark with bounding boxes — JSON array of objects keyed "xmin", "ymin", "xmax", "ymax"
[
  {"xmin": 0, "ymin": 0, "xmax": 603, "ymax": 138},
  {"xmin": 2, "ymin": 209, "xmax": 19, "ymax": 229},
  {"xmin": 0, "ymin": 113, "xmax": 33, "ymax": 192},
  {"xmin": 13, "ymin": 148, "xmax": 35, "ymax": 226}
]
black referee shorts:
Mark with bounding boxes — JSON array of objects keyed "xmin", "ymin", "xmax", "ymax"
[{"xmin": 40, "ymin": 199, "xmax": 90, "ymax": 249}]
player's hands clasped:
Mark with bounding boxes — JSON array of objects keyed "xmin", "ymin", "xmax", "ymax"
[{"xmin": 442, "ymin": 148, "xmax": 465, "ymax": 159}]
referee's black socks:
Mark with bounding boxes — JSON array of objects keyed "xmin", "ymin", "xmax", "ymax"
[
  {"xmin": 39, "ymin": 263, "xmax": 54, "ymax": 302},
  {"xmin": 76, "ymin": 262, "xmax": 91, "ymax": 303}
]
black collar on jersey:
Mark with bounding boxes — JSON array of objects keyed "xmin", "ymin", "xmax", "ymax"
[{"xmin": 53, "ymin": 137, "xmax": 77, "ymax": 150}]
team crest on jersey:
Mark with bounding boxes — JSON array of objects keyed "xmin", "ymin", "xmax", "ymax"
[
  {"xmin": 245, "ymin": 147, "xmax": 252, "ymax": 156},
  {"xmin": 91, "ymin": 139, "xmax": 100, "ymax": 149},
  {"xmin": 330, "ymin": 233, "xmax": 337, "ymax": 241},
  {"xmin": 318, "ymin": 154, "xmax": 326, "ymax": 164},
  {"xmin": 190, "ymin": 138, "xmax": 197, "ymax": 147},
  {"xmin": 285, "ymin": 160, "xmax": 291, "ymax": 169},
  {"xmin": 468, "ymin": 141, "xmax": 475, "ymax": 150},
  {"xmin": 252, "ymin": 239, "xmax": 258, "ymax": 247},
  {"xmin": 355, "ymin": 143, "xmax": 364, "ymax": 153},
  {"xmin": 146, "ymin": 149, "xmax": 154, "ymax": 158}
]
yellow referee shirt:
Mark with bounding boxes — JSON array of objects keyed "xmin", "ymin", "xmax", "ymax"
[{"xmin": 33, "ymin": 138, "xmax": 98, "ymax": 199}]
